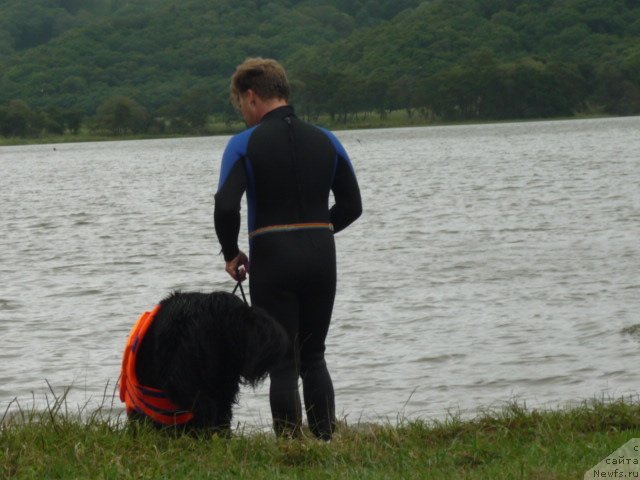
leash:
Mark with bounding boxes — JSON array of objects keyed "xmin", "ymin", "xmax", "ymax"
[{"xmin": 232, "ymin": 280, "xmax": 248, "ymax": 305}]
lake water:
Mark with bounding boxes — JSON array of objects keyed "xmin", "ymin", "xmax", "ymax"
[{"xmin": 1, "ymin": 117, "xmax": 639, "ymax": 429}]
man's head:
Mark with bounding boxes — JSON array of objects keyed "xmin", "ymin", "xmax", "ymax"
[
  {"xmin": 231, "ymin": 58, "xmax": 290, "ymax": 105},
  {"xmin": 230, "ymin": 58, "xmax": 290, "ymax": 126}
]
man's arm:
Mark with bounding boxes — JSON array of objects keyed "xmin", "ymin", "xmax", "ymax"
[
  {"xmin": 330, "ymin": 152, "xmax": 362, "ymax": 233},
  {"xmin": 214, "ymin": 146, "xmax": 247, "ymax": 262}
]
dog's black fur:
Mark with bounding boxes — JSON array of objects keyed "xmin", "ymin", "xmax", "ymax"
[{"xmin": 130, "ymin": 291, "xmax": 288, "ymax": 433}]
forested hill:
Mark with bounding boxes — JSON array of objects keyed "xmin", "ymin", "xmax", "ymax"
[{"xmin": 1, "ymin": 0, "xmax": 640, "ymax": 137}]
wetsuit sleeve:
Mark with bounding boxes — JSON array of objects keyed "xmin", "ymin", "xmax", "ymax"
[
  {"xmin": 330, "ymin": 143, "xmax": 362, "ymax": 234},
  {"xmin": 214, "ymin": 140, "xmax": 247, "ymax": 261}
]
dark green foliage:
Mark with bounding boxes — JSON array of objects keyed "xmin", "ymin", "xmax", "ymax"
[
  {"xmin": 1, "ymin": 0, "xmax": 639, "ymax": 137},
  {"xmin": 0, "ymin": 100, "xmax": 36, "ymax": 137},
  {"xmin": 94, "ymin": 95, "xmax": 150, "ymax": 134},
  {"xmin": 159, "ymin": 86, "xmax": 225, "ymax": 132},
  {"xmin": 0, "ymin": 97, "xmax": 86, "ymax": 137}
]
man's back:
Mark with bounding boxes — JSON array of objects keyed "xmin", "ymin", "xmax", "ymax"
[
  {"xmin": 241, "ymin": 105, "xmax": 337, "ymax": 231},
  {"xmin": 215, "ymin": 105, "xmax": 360, "ymax": 255}
]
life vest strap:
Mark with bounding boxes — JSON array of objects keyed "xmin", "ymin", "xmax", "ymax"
[{"xmin": 120, "ymin": 305, "xmax": 194, "ymax": 426}]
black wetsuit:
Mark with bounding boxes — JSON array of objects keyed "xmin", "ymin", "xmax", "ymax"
[{"xmin": 214, "ymin": 105, "xmax": 362, "ymax": 439}]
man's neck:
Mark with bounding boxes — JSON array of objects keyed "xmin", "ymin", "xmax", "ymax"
[{"xmin": 255, "ymin": 98, "xmax": 288, "ymax": 121}]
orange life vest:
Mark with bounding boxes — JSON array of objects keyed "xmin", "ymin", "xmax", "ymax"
[{"xmin": 119, "ymin": 305, "xmax": 195, "ymax": 426}]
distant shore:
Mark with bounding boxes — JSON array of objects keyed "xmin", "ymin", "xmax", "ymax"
[{"xmin": 0, "ymin": 111, "xmax": 618, "ymax": 148}]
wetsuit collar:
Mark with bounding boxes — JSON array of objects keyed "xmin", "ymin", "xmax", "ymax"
[{"xmin": 261, "ymin": 105, "xmax": 295, "ymax": 122}]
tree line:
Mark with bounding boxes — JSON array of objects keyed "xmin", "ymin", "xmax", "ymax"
[
  {"xmin": 292, "ymin": 52, "xmax": 640, "ymax": 122},
  {"xmin": 2, "ymin": 54, "xmax": 638, "ymax": 137},
  {"xmin": 1, "ymin": 0, "xmax": 639, "ymax": 137},
  {"xmin": 0, "ymin": 91, "xmax": 228, "ymax": 137}
]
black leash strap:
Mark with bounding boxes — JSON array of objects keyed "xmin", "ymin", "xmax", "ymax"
[{"xmin": 232, "ymin": 280, "xmax": 248, "ymax": 305}]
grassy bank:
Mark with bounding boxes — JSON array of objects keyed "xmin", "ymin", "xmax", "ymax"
[
  {"xmin": 2, "ymin": 397, "xmax": 640, "ymax": 479},
  {"xmin": 0, "ymin": 111, "xmax": 616, "ymax": 147},
  {"xmin": 0, "ymin": 122, "xmax": 246, "ymax": 147}
]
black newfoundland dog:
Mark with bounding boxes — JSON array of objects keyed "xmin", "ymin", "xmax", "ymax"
[{"xmin": 120, "ymin": 290, "xmax": 288, "ymax": 433}]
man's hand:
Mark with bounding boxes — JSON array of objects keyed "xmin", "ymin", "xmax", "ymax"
[{"xmin": 225, "ymin": 251, "xmax": 250, "ymax": 281}]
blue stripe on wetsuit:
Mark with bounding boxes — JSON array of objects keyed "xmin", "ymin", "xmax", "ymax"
[
  {"xmin": 217, "ymin": 126, "xmax": 257, "ymax": 232},
  {"xmin": 319, "ymin": 127, "xmax": 357, "ymax": 184}
]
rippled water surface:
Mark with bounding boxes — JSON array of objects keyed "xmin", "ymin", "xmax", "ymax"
[{"xmin": 1, "ymin": 117, "xmax": 639, "ymax": 427}]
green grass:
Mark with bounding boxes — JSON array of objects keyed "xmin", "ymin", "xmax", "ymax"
[{"xmin": 2, "ymin": 393, "xmax": 640, "ymax": 479}]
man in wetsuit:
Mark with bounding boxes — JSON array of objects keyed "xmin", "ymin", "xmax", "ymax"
[{"xmin": 214, "ymin": 58, "xmax": 362, "ymax": 440}]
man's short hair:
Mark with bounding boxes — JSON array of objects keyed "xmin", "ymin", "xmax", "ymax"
[{"xmin": 230, "ymin": 58, "xmax": 290, "ymax": 106}]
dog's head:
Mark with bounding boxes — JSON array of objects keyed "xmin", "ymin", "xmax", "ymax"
[{"xmin": 226, "ymin": 303, "xmax": 289, "ymax": 386}]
